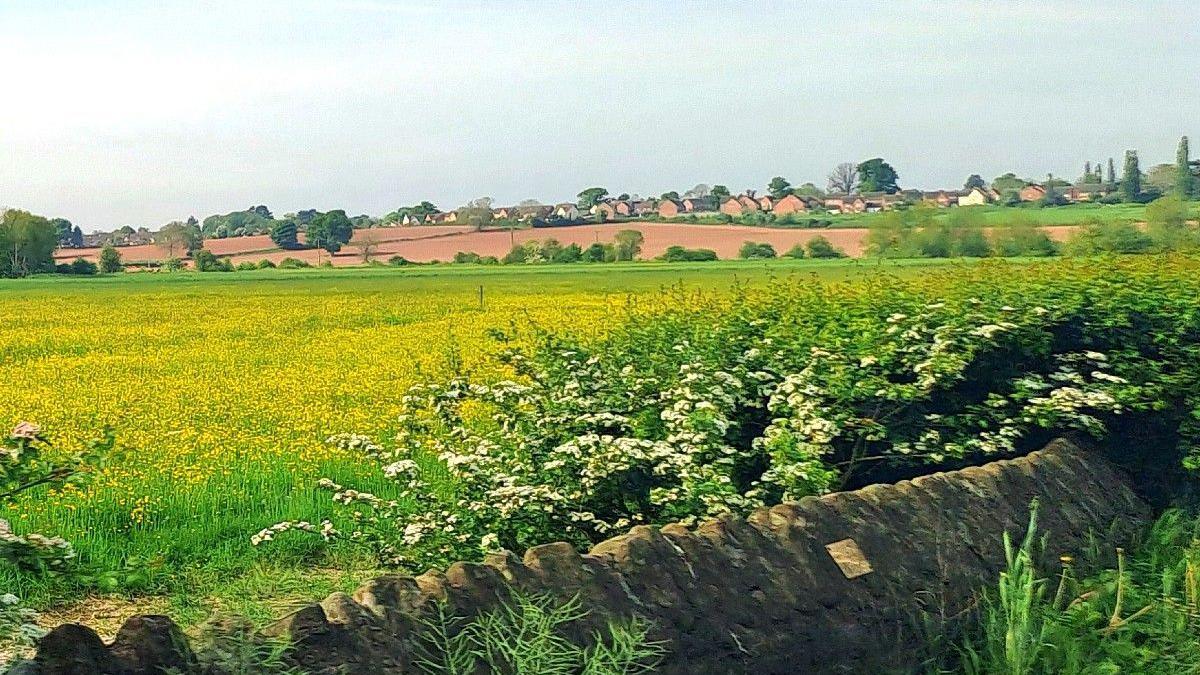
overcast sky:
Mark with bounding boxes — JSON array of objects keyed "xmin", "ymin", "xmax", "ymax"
[{"xmin": 2, "ymin": 1, "xmax": 1197, "ymax": 231}]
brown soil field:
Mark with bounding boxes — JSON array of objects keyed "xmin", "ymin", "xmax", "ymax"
[{"xmin": 54, "ymin": 223, "xmax": 1079, "ymax": 267}]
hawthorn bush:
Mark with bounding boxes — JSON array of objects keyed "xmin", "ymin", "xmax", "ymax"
[{"xmin": 259, "ymin": 257, "xmax": 1200, "ymax": 570}]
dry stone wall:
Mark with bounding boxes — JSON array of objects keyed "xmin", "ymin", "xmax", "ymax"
[{"xmin": 25, "ymin": 439, "xmax": 1151, "ymax": 674}]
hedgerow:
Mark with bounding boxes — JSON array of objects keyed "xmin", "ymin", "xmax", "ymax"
[{"xmin": 259, "ymin": 257, "xmax": 1200, "ymax": 571}]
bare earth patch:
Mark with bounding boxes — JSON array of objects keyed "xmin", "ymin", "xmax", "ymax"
[{"xmin": 56, "ymin": 222, "xmax": 1081, "ymax": 267}]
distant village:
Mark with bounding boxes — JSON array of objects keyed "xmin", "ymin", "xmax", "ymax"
[
  {"xmin": 70, "ymin": 143, "xmax": 1190, "ymax": 249},
  {"xmin": 402, "ymin": 181, "xmax": 1115, "ymax": 227},
  {"xmin": 66, "ymin": 180, "xmax": 1122, "ymax": 249}
]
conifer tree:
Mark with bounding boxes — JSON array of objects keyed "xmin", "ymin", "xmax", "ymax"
[
  {"xmin": 1121, "ymin": 150, "xmax": 1141, "ymax": 202},
  {"xmin": 1177, "ymin": 136, "xmax": 1194, "ymax": 197}
]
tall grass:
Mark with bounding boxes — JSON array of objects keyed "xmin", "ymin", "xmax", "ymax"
[
  {"xmin": 413, "ymin": 594, "xmax": 665, "ymax": 675},
  {"xmin": 948, "ymin": 506, "xmax": 1200, "ymax": 674}
]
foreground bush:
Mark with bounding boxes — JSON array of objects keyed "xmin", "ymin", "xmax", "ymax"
[
  {"xmin": 260, "ymin": 257, "xmax": 1200, "ymax": 571},
  {"xmin": 659, "ymin": 246, "xmax": 717, "ymax": 262}
]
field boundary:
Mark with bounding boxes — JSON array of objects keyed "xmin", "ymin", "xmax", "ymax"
[{"xmin": 26, "ymin": 439, "xmax": 1150, "ymax": 674}]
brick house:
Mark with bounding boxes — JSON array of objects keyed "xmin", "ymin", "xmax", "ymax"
[
  {"xmin": 657, "ymin": 200, "xmax": 684, "ymax": 218},
  {"xmin": 593, "ymin": 202, "xmax": 618, "ymax": 220},
  {"xmin": 632, "ymin": 200, "xmax": 658, "ymax": 217},
  {"xmin": 492, "ymin": 207, "xmax": 514, "ymax": 220},
  {"xmin": 1067, "ymin": 183, "xmax": 1107, "ymax": 202},
  {"xmin": 720, "ymin": 196, "xmax": 747, "ymax": 216},
  {"xmin": 553, "ymin": 203, "xmax": 580, "ymax": 220},
  {"xmin": 614, "ymin": 201, "xmax": 634, "ymax": 217},
  {"xmin": 772, "ymin": 194, "xmax": 809, "ymax": 215},
  {"xmin": 757, "ymin": 196, "xmax": 774, "ymax": 211},
  {"xmin": 825, "ymin": 195, "xmax": 868, "ymax": 213},
  {"xmin": 1019, "ymin": 184, "xmax": 1047, "ymax": 202},
  {"xmin": 922, "ymin": 190, "xmax": 957, "ymax": 208},
  {"xmin": 683, "ymin": 196, "xmax": 717, "ymax": 213},
  {"xmin": 957, "ymin": 187, "xmax": 991, "ymax": 206},
  {"xmin": 515, "ymin": 205, "xmax": 552, "ymax": 221},
  {"xmin": 737, "ymin": 194, "xmax": 761, "ymax": 211}
]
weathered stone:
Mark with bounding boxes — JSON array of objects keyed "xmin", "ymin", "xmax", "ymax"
[
  {"xmin": 108, "ymin": 615, "xmax": 196, "ymax": 675},
  {"xmin": 34, "ymin": 624, "xmax": 122, "ymax": 674},
  {"xmin": 29, "ymin": 440, "xmax": 1152, "ymax": 674}
]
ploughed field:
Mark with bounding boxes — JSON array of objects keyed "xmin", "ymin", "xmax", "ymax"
[
  {"xmin": 1, "ymin": 258, "xmax": 928, "ymax": 626},
  {"xmin": 54, "ymin": 222, "xmax": 1081, "ymax": 266}
]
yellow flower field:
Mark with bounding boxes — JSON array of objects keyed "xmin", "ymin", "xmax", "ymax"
[{"xmin": 6, "ymin": 261, "xmax": 885, "ymax": 618}]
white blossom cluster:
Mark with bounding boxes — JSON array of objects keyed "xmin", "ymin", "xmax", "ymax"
[{"xmin": 253, "ymin": 289, "xmax": 1164, "ymax": 571}]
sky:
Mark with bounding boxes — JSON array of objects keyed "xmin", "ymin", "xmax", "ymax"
[{"xmin": 1, "ymin": 1, "xmax": 1197, "ymax": 231}]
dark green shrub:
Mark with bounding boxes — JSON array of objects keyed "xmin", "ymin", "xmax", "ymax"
[
  {"xmin": 659, "ymin": 246, "xmax": 718, "ymax": 262},
  {"xmin": 98, "ymin": 245, "xmax": 123, "ymax": 274},
  {"xmin": 581, "ymin": 242, "xmax": 615, "ymax": 263},
  {"xmin": 806, "ymin": 236, "xmax": 847, "ymax": 258},
  {"xmin": 194, "ymin": 249, "xmax": 233, "ymax": 272},
  {"xmin": 279, "ymin": 257, "xmax": 312, "ymax": 269},
  {"xmin": 58, "ymin": 257, "xmax": 98, "ymax": 275},
  {"xmin": 738, "ymin": 241, "xmax": 777, "ymax": 259}
]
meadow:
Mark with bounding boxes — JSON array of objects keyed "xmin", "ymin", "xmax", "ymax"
[{"xmin": 1, "ymin": 258, "xmax": 946, "ymax": 627}]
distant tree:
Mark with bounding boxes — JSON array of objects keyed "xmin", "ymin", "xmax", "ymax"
[
  {"xmin": 270, "ymin": 219, "xmax": 299, "ymax": 250},
  {"xmin": 615, "ymin": 194, "xmax": 631, "ymax": 201},
  {"xmin": 51, "ymin": 218, "xmax": 75, "ymax": 247},
  {"xmin": 963, "ymin": 174, "xmax": 987, "ymax": 190},
  {"xmin": 0, "ymin": 210, "xmax": 59, "ymax": 276},
  {"xmin": 64, "ymin": 257, "xmax": 98, "ymax": 275},
  {"xmin": 518, "ymin": 198, "xmax": 543, "ymax": 207},
  {"xmin": 857, "ymin": 158, "xmax": 900, "ymax": 193},
  {"xmin": 767, "ymin": 176, "xmax": 793, "ymax": 200},
  {"xmin": 352, "ymin": 229, "xmax": 383, "ymax": 263},
  {"xmin": 738, "ymin": 241, "xmax": 777, "ymax": 259},
  {"xmin": 157, "ymin": 221, "xmax": 203, "ymax": 258},
  {"xmin": 306, "ymin": 210, "xmax": 354, "ymax": 253},
  {"xmin": 98, "ymin": 244, "xmax": 122, "ymax": 274},
  {"xmin": 711, "ymin": 185, "xmax": 731, "ymax": 200},
  {"xmin": 214, "ymin": 224, "xmax": 229, "ymax": 239},
  {"xmin": 581, "ymin": 242, "xmax": 613, "ymax": 262},
  {"xmin": 458, "ymin": 197, "xmax": 495, "ymax": 230},
  {"xmin": 70, "ymin": 225, "xmax": 83, "ymax": 248},
  {"xmin": 683, "ymin": 184, "xmax": 711, "ymax": 199},
  {"xmin": 793, "ymin": 182, "xmax": 824, "ymax": 198},
  {"xmin": 660, "ymin": 191, "xmax": 680, "ymax": 201},
  {"xmin": 1121, "ymin": 150, "xmax": 1141, "ymax": 202},
  {"xmin": 577, "ymin": 187, "xmax": 609, "ymax": 208},
  {"xmin": 613, "ymin": 229, "xmax": 644, "ymax": 261},
  {"xmin": 1145, "ymin": 163, "xmax": 1178, "ymax": 194},
  {"xmin": 193, "ymin": 249, "xmax": 232, "ymax": 272},
  {"xmin": 806, "ymin": 235, "xmax": 846, "ymax": 259},
  {"xmin": 1082, "ymin": 161, "xmax": 1093, "ymax": 183},
  {"xmin": 1041, "ymin": 175, "xmax": 1068, "ymax": 206},
  {"xmin": 827, "ymin": 163, "xmax": 860, "ymax": 194},
  {"xmin": 1177, "ymin": 136, "xmax": 1195, "ymax": 197},
  {"xmin": 1107, "ymin": 157, "xmax": 1118, "ymax": 189},
  {"xmin": 992, "ymin": 173, "xmax": 1027, "ymax": 193}
]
